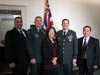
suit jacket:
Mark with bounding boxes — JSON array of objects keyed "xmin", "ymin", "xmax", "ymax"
[
  {"xmin": 77, "ymin": 37, "xmax": 99, "ymax": 67},
  {"xmin": 26, "ymin": 25, "xmax": 46, "ymax": 63},
  {"xmin": 56, "ymin": 29, "xmax": 78, "ymax": 64},
  {"xmin": 5, "ymin": 28, "xmax": 29, "ymax": 64}
]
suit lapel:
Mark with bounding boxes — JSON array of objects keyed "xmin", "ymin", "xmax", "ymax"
[
  {"xmin": 61, "ymin": 30, "xmax": 63, "ymax": 36},
  {"xmin": 80, "ymin": 37, "xmax": 83, "ymax": 48},
  {"xmin": 65, "ymin": 30, "xmax": 70, "ymax": 37},
  {"xmin": 13, "ymin": 28, "xmax": 20, "ymax": 35},
  {"xmin": 13, "ymin": 28, "xmax": 26, "ymax": 38},
  {"xmin": 78, "ymin": 37, "xmax": 84, "ymax": 55},
  {"xmin": 65, "ymin": 30, "xmax": 73, "ymax": 41},
  {"xmin": 86, "ymin": 37, "xmax": 92, "ymax": 47},
  {"xmin": 22, "ymin": 29, "xmax": 26, "ymax": 37}
]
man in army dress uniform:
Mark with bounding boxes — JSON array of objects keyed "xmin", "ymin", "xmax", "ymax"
[
  {"xmin": 26, "ymin": 16, "xmax": 46, "ymax": 75},
  {"xmin": 56, "ymin": 19, "xmax": 78, "ymax": 75}
]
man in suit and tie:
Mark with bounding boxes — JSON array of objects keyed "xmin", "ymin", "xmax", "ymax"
[
  {"xmin": 5, "ymin": 17, "xmax": 29, "ymax": 75},
  {"xmin": 26, "ymin": 16, "xmax": 46, "ymax": 75},
  {"xmin": 77, "ymin": 25, "xmax": 99, "ymax": 75},
  {"xmin": 56, "ymin": 19, "xmax": 78, "ymax": 75}
]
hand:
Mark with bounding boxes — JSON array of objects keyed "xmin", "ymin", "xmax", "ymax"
[
  {"xmin": 72, "ymin": 59, "xmax": 77, "ymax": 65},
  {"xmin": 93, "ymin": 65, "xmax": 98, "ymax": 69},
  {"xmin": 9, "ymin": 63, "xmax": 16, "ymax": 69},
  {"xmin": 30, "ymin": 58, "xmax": 36, "ymax": 64},
  {"xmin": 52, "ymin": 57, "xmax": 57, "ymax": 66}
]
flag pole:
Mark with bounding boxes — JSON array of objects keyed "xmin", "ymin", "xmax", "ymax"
[{"xmin": 43, "ymin": 0, "xmax": 54, "ymax": 29}]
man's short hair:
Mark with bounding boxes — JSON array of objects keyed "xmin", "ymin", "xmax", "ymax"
[
  {"xmin": 83, "ymin": 25, "xmax": 92, "ymax": 31},
  {"xmin": 14, "ymin": 17, "xmax": 22, "ymax": 21},
  {"xmin": 35, "ymin": 16, "xmax": 42, "ymax": 21},
  {"xmin": 62, "ymin": 18, "xmax": 70, "ymax": 24}
]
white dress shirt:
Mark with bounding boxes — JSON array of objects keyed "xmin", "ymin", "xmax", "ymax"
[{"xmin": 17, "ymin": 29, "xmax": 26, "ymax": 37}]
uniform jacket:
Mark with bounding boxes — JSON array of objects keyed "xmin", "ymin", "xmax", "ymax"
[
  {"xmin": 26, "ymin": 25, "xmax": 46, "ymax": 63},
  {"xmin": 56, "ymin": 29, "xmax": 78, "ymax": 64}
]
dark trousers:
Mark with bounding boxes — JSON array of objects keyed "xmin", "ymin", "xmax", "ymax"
[
  {"xmin": 42, "ymin": 67, "xmax": 58, "ymax": 75},
  {"xmin": 78, "ymin": 59, "xmax": 94, "ymax": 75},
  {"xmin": 29, "ymin": 63, "xmax": 41, "ymax": 75},
  {"xmin": 12, "ymin": 63, "xmax": 28, "ymax": 75},
  {"xmin": 59, "ymin": 64, "xmax": 72, "ymax": 75}
]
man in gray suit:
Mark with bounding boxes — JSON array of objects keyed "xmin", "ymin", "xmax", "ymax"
[
  {"xmin": 26, "ymin": 16, "xmax": 46, "ymax": 75},
  {"xmin": 56, "ymin": 19, "xmax": 78, "ymax": 75}
]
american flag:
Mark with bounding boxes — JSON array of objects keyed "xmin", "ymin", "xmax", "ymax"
[{"xmin": 43, "ymin": 0, "xmax": 54, "ymax": 29}]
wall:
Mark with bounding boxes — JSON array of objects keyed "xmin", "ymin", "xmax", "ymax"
[{"xmin": 0, "ymin": 0, "xmax": 100, "ymax": 40}]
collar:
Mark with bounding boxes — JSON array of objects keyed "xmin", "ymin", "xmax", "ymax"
[
  {"xmin": 63, "ymin": 29, "xmax": 69, "ymax": 33},
  {"xmin": 36, "ymin": 26, "xmax": 42, "ymax": 30},
  {"xmin": 83, "ymin": 36, "xmax": 90, "ymax": 40},
  {"xmin": 17, "ymin": 28, "xmax": 22, "ymax": 32}
]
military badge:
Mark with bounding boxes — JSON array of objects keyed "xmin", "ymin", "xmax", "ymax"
[
  {"xmin": 35, "ymin": 34, "xmax": 39, "ymax": 38},
  {"xmin": 68, "ymin": 34, "xmax": 73, "ymax": 42}
]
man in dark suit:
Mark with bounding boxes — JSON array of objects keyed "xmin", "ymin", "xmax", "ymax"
[
  {"xmin": 77, "ymin": 25, "xmax": 99, "ymax": 75},
  {"xmin": 5, "ymin": 17, "xmax": 29, "ymax": 75},
  {"xmin": 56, "ymin": 19, "xmax": 78, "ymax": 75},
  {"xmin": 26, "ymin": 16, "xmax": 46, "ymax": 75}
]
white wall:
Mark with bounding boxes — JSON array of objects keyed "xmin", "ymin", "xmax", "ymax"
[{"xmin": 0, "ymin": 0, "xmax": 100, "ymax": 40}]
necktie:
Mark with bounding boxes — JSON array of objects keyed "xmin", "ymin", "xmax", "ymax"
[
  {"xmin": 83, "ymin": 38, "xmax": 87, "ymax": 48},
  {"xmin": 63, "ymin": 31, "xmax": 66, "ymax": 37}
]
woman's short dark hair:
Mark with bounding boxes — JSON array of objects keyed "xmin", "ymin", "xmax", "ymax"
[{"xmin": 46, "ymin": 27, "xmax": 56, "ymax": 38}]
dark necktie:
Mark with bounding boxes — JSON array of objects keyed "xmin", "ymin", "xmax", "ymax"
[
  {"xmin": 81, "ymin": 38, "xmax": 87, "ymax": 59},
  {"xmin": 63, "ymin": 31, "xmax": 66, "ymax": 37},
  {"xmin": 83, "ymin": 38, "xmax": 87, "ymax": 48}
]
